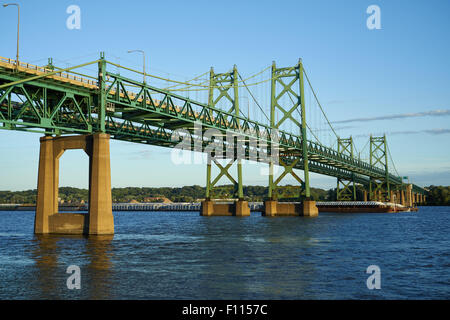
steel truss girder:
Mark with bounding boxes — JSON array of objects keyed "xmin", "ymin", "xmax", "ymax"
[{"xmin": 0, "ymin": 76, "xmax": 92, "ymax": 134}]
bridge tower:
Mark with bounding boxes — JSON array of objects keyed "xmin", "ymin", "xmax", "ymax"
[
  {"xmin": 201, "ymin": 65, "xmax": 250, "ymax": 216},
  {"xmin": 369, "ymin": 135, "xmax": 390, "ymax": 202},
  {"xmin": 263, "ymin": 59, "xmax": 318, "ymax": 217},
  {"xmin": 336, "ymin": 137, "xmax": 357, "ymax": 201}
]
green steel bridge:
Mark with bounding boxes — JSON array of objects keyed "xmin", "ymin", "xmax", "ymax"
[{"xmin": 0, "ymin": 53, "xmax": 426, "ymax": 206}]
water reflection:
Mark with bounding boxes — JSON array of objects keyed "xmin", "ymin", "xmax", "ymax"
[
  {"xmin": 30, "ymin": 235, "xmax": 59, "ymax": 299},
  {"xmin": 30, "ymin": 234, "xmax": 114, "ymax": 299},
  {"xmin": 84, "ymin": 235, "xmax": 114, "ymax": 299},
  {"xmin": 195, "ymin": 216, "xmax": 319, "ymax": 298}
]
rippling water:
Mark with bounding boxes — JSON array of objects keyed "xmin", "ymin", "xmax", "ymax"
[{"xmin": 0, "ymin": 207, "xmax": 449, "ymax": 299}]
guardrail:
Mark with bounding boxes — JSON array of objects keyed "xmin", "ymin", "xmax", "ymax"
[{"xmin": 0, "ymin": 56, "xmax": 97, "ymax": 87}]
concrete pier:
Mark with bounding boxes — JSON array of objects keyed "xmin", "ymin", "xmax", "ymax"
[
  {"xmin": 262, "ymin": 200, "xmax": 318, "ymax": 217},
  {"xmin": 400, "ymin": 190, "xmax": 406, "ymax": 206},
  {"xmin": 200, "ymin": 200, "xmax": 250, "ymax": 216},
  {"xmin": 406, "ymin": 184, "xmax": 413, "ymax": 207},
  {"xmin": 34, "ymin": 133, "xmax": 114, "ymax": 235}
]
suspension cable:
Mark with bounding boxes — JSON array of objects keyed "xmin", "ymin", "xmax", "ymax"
[
  {"xmin": 240, "ymin": 65, "xmax": 271, "ymax": 82},
  {"xmin": 386, "ymin": 141, "xmax": 400, "ymax": 177},
  {"xmin": 106, "ymin": 60, "xmax": 272, "ymax": 89},
  {"xmin": 237, "ymin": 71, "xmax": 270, "ymax": 122},
  {"xmin": 302, "ymin": 68, "xmax": 339, "ymax": 140},
  {"xmin": 306, "ymin": 122, "xmax": 322, "ymax": 145},
  {"xmin": 163, "ymin": 71, "xmax": 209, "ymax": 90},
  {"xmin": 284, "ymin": 90, "xmax": 325, "ymax": 147},
  {"xmin": 358, "ymin": 139, "xmax": 370, "ymax": 160},
  {"xmin": 352, "ymin": 139, "xmax": 359, "ymax": 159}
]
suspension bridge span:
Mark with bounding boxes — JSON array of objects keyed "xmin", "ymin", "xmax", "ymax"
[{"xmin": 0, "ymin": 53, "xmax": 426, "ymax": 235}]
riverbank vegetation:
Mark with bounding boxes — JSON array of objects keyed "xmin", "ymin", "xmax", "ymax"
[
  {"xmin": 424, "ymin": 186, "xmax": 450, "ymax": 205},
  {"xmin": 0, "ymin": 185, "xmax": 446, "ymax": 205},
  {"xmin": 0, "ymin": 185, "xmax": 331, "ymax": 204}
]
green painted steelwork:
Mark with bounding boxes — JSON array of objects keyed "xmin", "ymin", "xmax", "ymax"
[
  {"xmin": 204, "ymin": 65, "xmax": 244, "ymax": 200},
  {"xmin": 268, "ymin": 60, "xmax": 311, "ymax": 201},
  {"xmin": 0, "ymin": 54, "xmax": 426, "ymax": 198},
  {"xmin": 336, "ymin": 137, "xmax": 357, "ymax": 201},
  {"xmin": 369, "ymin": 135, "xmax": 391, "ymax": 201}
]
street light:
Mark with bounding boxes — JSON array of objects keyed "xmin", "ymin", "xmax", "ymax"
[
  {"xmin": 127, "ymin": 49, "xmax": 146, "ymax": 84},
  {"xmin": 3, "ymin": 3, "xmax": 20, "ymax": 70}
]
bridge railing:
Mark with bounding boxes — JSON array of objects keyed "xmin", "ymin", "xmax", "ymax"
[{"xmin": 0, "ymin": 56, "xmax": 98, "ymax": 87}]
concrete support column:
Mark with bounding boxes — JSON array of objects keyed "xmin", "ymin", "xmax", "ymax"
[
  {"xmin": 406, "ymin": 184, "xmax": 413, "ymax": 207},
  {"xmin": 53, "ymin": 158, "xmax": 60, "ymax": 214},
  {"xmin": 88, "ymin": 133, "xmax": 114, "ymax": 234},
  {"xmin": 200, "ymin": 200, "xmax": 250, "ymax": 216},
  {"xmin": 200, "ymin": 200, "xmax": 214, "ymax": 216},
  {"xmin": 262, "ymin": 200, "xmax": 318, "ymax": 217},
  {"xmin": 35, "ymin": 137, "xmax": 57, "ymax": 234},
  {"xmin": 34, "ymin": 133, "xmax": 114, "ymax": 235},
  {"xmin": 363, "ymin": 190, "xmax": 368, "ymax": 202},
  {"xmin": 302, "ymin": 200, "xmax": 319, "ymax": 217},
  {"xmin": 263, "ymin": 200, "xmax": 278, "ymax": 217},
  {"xmin": 234, "ymin": 200, "xmax": 251, "ymax": 216}
]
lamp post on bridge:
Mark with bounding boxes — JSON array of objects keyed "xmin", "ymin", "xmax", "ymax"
[
  {"xmin": 127, "ymin": 49, "xmax": 146, "ymax": 84},
  {"xmin": 3, "ymin": 3, "xmax": 20, "ymax": 70}
]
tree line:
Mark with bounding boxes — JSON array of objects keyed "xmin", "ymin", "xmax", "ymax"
[
  {"xmin": 0, "ymin": 185, "xmax": 447, "ymax": 205},
  {"xmin": 424, "ymin": 186, "xmax": 450, "ymax": 205},
  {"xmin": 0, "ymin": 185, "xmax": 331, "ymax": 204}
]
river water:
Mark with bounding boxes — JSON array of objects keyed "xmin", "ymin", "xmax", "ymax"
[{"xmin": 0, "ymin": 207, "xmax": 448, "ymax": 299}]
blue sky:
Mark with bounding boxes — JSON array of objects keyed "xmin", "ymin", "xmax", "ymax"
[{"xmin": 0, "ymin": 0, "xmax": 449, "ymax": 191}]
